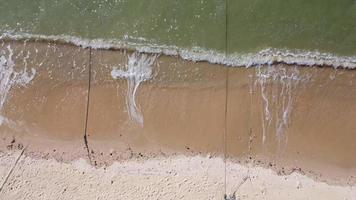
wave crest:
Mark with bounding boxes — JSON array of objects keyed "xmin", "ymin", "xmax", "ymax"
[{"xmin": 1, "ymin": 32, "xmax": 355, "ymax": 69}]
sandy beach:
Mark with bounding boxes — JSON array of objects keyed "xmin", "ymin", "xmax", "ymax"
[
  {"xmin": 1, "ymin": 150, "xmax": 355, "ymax": 200},
  {"xmin": 0, "ymin": 40, "xmax": 356, "ymax": 199}
]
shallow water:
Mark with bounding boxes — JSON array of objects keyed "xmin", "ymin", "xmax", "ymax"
[{"xmin": 0, "ymin": 0, "xmax": 355, "ymax": 67}]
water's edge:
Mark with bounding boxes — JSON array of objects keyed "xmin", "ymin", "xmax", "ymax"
[{"xmin": 1, "ymin": 33, "xmax": 355, "ymax": 69}]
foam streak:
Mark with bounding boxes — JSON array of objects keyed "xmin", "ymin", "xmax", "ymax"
[
  {"xmin": 111, "ymin": 52, "xmax": 157, "ymax": 125},
  {"xmin": 0, "ymin": 45, "xmax": 36, "ymax": 125}
]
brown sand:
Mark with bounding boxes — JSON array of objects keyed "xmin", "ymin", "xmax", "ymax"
[{"xmin": 0, "ymin": 40, "xmax": 356, "ymax": 199}]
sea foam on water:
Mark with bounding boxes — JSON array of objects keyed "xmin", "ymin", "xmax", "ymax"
[
  {"xmin": 111, "ymin": 52, "xmax": 157, "ymax": 125},
  {"xmin": 0, "ymin": 45, "xmax": 36, "ymax": 125}
]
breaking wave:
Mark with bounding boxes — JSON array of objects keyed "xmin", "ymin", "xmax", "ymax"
[{"xmin": 1, "ymin": 32, "xmax": 356, "ymax": 69}]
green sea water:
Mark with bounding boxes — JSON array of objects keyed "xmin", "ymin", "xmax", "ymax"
[
  {"xmin": 228, "ymin": 0, "xmax": 356, "ymax": 56},
  {"xmin": 0, "ymin": 0, "xmax": 355, "ymax": 57}
]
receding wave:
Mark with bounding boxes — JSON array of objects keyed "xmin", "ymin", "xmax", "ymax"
[{"xmin": 1, "ymin": 32, "xmax": 356, "ymax": 69}]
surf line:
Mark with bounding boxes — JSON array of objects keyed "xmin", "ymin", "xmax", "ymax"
[
  {"xmin": 111, "ymin": 52, "xmax": 158, "ymax": 125},
  {"xmin": 0, "ymin": 45, "xmax": 36, "ymax": 126}
]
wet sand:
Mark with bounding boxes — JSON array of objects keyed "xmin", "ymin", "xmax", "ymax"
[{"xmin": 0, "ymin": 40, "xmax": 356, "ymax": 199}]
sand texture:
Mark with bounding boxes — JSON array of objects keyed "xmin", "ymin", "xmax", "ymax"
[
  {"xmin": 0, "ymin": 151, "xmax": 355, "ymax": 200},
  {"xmin": 0, "ymin": 40, "xmax": 355, "ymax": 199}
]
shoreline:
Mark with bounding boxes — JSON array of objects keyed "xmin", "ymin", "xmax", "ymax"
[
  {"xmin": 2, "ymin": 134, "xmax": 356, "ymax": 187},
  {"xmin": 1, "ymin": 33, "xmax": 356, "ymax": 69}
]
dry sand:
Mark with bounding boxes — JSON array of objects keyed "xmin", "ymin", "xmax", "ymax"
[{"xmin": 0, "ymin": 150, "xmax": 355, "ymax": 200}]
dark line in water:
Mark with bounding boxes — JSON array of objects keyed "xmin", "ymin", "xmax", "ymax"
[
  {"xmin": 84, "ymin": 47, "xmax": 92, "ymax": 164},
  {"xmin": 248, "ymin": 71, "xmax": 254, "ymax": 154}
]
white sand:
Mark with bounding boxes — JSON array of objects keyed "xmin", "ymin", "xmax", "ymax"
[{"xmin": 0, "ymin": 151, "xmax": 355, "ymax": 200}]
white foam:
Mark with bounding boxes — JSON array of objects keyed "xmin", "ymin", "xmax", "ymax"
[
  {"xmin": 111, "ymin": 52, "xmax": 157, "ymax": 125},
  {"xmin": 0, "ymin": 115, "xmax": 5, "ymax": 125},
  {"xmin": 255, "ymin": 66, "xmax": 311, "ymax": 144},
  {"xmin": 0, "ymin": 45, "xmax": 36, "ymax": 126},
  {"xmin": 1, "ymin": 32, "xmax": 356, "ymax": 69}
]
